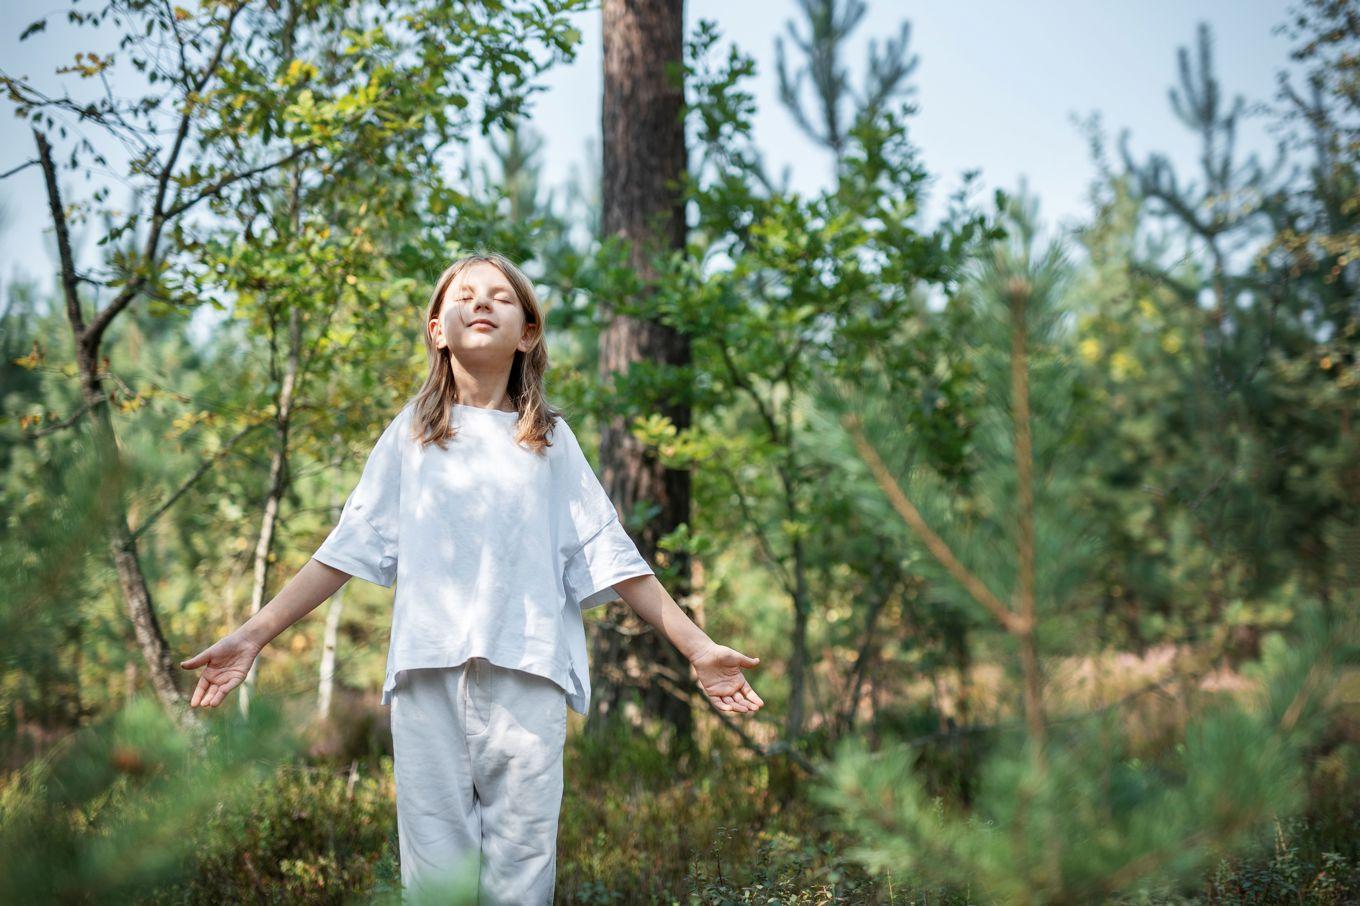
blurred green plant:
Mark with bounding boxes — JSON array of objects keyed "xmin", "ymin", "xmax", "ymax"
[
  {"xmin": 813, "ymin": 598, "xmax": 1356, "ymax": 903},
  {"xmin": 0, "ymin": 692, "xmax": 299, "ymax": 903}
]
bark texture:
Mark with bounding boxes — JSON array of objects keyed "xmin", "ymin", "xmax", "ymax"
[{"xmin": 595, "ymin": 0, "xmax": 696, "ymax": 746}]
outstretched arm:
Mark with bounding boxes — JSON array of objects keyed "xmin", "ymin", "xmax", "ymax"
[
  {"xmin": 611, "ymin": 573, "xmax": 764, "ymax": 714},
  {"xmin": 179, "ymin": 558, "xmax": 352, "ymax": 708}
]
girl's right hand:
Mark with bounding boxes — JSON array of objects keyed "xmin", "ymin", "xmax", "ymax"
[{"xmin": 179, "ymin": 632, "xmax": 263, "ymax": 708}]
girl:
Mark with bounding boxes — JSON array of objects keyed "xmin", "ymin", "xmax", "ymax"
[{"xmin": 179, "ymin": 251, "xmax": 764, "ymax": 905}]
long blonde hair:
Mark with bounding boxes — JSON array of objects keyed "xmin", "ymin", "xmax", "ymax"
[{"xmin": 408, "ymin": 251, "xmax": 561, "ymax": 453}]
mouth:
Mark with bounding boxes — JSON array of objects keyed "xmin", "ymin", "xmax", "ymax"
[{"xmin": 469, "ymin": 319, "xmax": 496, "ymax": 328}]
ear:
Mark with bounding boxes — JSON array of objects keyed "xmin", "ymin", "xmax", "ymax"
[{"xmin": 517, "ymin": 322, "xmax": 538, "ymax": 352}]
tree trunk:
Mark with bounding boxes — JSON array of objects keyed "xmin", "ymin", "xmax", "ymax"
[
  {"xmin": 36, "ymin": 128, "xmax": 194, "ymax": 727},
  {"xmin": 595, "ymin": 0, "xmax": 695, "ymax": 747},
  {"xmin": 784, "ymin": 526, "xmax": 812, "ymax": 745},
  {"xmin": 241, "ymin": 304, "xmax": 302, "ymax": 716}
]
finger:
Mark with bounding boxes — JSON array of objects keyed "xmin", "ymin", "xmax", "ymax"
[
  {"xmin": 723, "ymin": 694, "xmax": 749, "ymax": 712},
  {"xmin": 742, "ymin": 683, "xmax": 764, "ymax": 706},
  {"xmin": 181, "ymin": 648, "xmax": 210, "ymax": 670},
  {"xmin": 190, "ymin": 675, "xmax": 208, "ymax": 708},
  {"xmin": 737, "ymin": 651, "xmax": 760, "ymax": 668},
  {"xmin": 209, "ymin": 683, "xmax": 228, "ymax": 708},
  {"xmin": 730, "ymin": 690, "xmax": 753, "ymax": 711}
]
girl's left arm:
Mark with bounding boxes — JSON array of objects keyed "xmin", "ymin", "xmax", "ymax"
[{"xmin": 612, "ymin": 574, "xmax": 765, "ymax": 714}]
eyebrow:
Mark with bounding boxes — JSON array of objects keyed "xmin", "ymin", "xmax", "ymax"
[{"xmin": 454, "ymin": 283, "xmax": 513, "ymax": 294}]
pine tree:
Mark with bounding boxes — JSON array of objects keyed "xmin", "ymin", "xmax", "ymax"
[{"xmin": 808, "ymin": 187, "xmax": 1355, "ymax": 903}]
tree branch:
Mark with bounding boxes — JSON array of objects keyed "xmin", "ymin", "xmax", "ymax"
[
  {"xmin": 34, "ymin": 129, "xmax": 88, "ymax": 338},
  {"xmin": 712, "ymin": 459, "xmax": 798, "ymax": 597},
  {"xmin": 841, "ymin": 408, "xmax": 1026, "ymax": 634},
  {"xmin": 18, "ymin": 399, "xmax": 102, "ymax": 438},
  {"xmin": 83, "ymin": 0, "xmax": 249, "ymax": 355},
  {"xmin": 129, "ymin": 418, "xmax": 272, "ymax": 541},
  {"xmin": 0, "ymin": 158, "xmax": 39, "ymax": 180}
]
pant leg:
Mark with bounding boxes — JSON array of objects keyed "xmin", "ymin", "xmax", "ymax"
[
  {"xmin": 463, "ymin": 657, "xmax": 568, "ymax": 906},
  {"xmin": 391, "ymin": 665, "xmax": 483, "ymax": 905}
]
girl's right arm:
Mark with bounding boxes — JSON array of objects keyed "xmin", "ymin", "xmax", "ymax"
[
  {"xmin": 183, "ymin": 406, "xmax": 406, "ymax": 708},
  {"xmin": 179, "ymin": 558, "xmax": 353, "ymax": 708}
]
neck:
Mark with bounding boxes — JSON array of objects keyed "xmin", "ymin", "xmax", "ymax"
[{"xmin": 447, "ymin": 359, "xmax": 515, "ymax": 411}]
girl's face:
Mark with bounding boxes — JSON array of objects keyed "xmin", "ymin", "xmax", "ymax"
[{"xmin": 430, "ymin": 262, "xmax": 535, "ymax": 362}]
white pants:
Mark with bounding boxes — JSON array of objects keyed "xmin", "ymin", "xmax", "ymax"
[{"xmin": 390, "ymin": 657, "xmax": 568, "ymax": 905}]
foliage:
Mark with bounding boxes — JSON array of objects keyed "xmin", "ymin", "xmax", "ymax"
[
  {"xmin": 3, "ymin": 2, "xmax": 1359, "ymax": 903},
  {"xmin": 0, "ymin": 693, "xmax": 299, "ymax": 903},
  {"xmin": 144, "ymin": 758, "xmax": 401, "ymax": 904},
  {"xmin": 799, "ymin": 147, "xmax": 1360, "ymax": 900},
  {"xmin": 608, "ymin": 16, "xmax": 997, "ymax": 750},
  {"xmin": 811, "ymin": 598, "xmax": 1355, "ymax": 903}
]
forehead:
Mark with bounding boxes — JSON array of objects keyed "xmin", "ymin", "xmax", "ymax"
[{"xmin": 449, "ymin": 262, "xmax": 514, "ymax": 294}]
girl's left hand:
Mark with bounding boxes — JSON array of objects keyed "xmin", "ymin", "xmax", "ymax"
[{"xmin": 689, "ymin": 644, "xmax": 764, "ymax": 713}]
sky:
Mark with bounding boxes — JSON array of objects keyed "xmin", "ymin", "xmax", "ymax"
[{"xmin": 0, "ymin": 1, "xmax": 1298, "ymax": 299}]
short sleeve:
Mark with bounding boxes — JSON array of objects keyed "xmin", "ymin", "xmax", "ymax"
[
  {"xmin": 554, "ymin": 417, "xmax": 655, "ymax": 610},
  {"xmin": 312, "ymin": 406, "xmax": 407, "ymax": 587}
]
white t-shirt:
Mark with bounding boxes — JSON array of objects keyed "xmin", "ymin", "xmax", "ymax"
[{"xmin": 310, "ymin": 400, "xmax": 655, "ymax": 714}]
